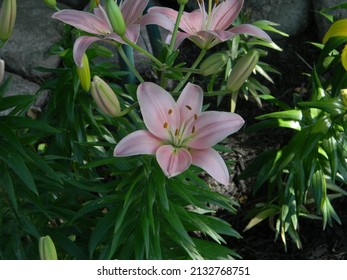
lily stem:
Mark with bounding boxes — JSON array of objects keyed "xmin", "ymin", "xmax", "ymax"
[
  {"xmin": 117, "ymin": 45, "xmax": 144, "ymax": 83},
  {"xmin": 169, "ymin": 4, "xmax": 185, "ymax": 52},
  {"xmin": 173, "ymin": 48, "xmax": 207, "ymax": 93},
  {"xmin": 121, "ymin": 35, "xmax": 163, "ymax": 68}
]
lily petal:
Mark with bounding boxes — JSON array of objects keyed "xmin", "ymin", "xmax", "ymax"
[
  {"xmin": 148, "ymin": 6, "xmax": 178, "ymax": 24},
  {"xmin": 114, "ymin": 130, "xmax": 161, "ymax": 156},
  {"xmin": 190, "ymin": 111, "xmax": 244, "ymax": 149},
  {"xmin": 52, "ymin": 9, "xmax": 111, "ymax": 35},
  {"xmin": 323, "ymin": 19, "xmax": 347, "ymax": 43},
  {"xmin": 229, "ymin": 24, "xmax": 272, "ymax": 42},
  {"xmin": 180, "ymin": 9, "xmax": 206, "ymax": 35},
  {"xmin": 156, "ymin": 145, "xmax": 192, "ymax": 178},
  {"xmin": 141, "ymin": 12, "xmax": 175, "ymax": 32},
  {"xmin": 121, "ymin": 0, "xmax": 149, "ymax": 24},
  {"xmin": 191, "ymin": 148, "xmax": 229, "ymax": 186},
  {"xmin": 73, "ymin": 36, "xmax": 103, "ymax": 66},
  {"xmin": 211, "ymin": 0, "xmax": 243, "ymax": 30},
  {"xmin": 137, "ymin": 82, "xmax": 180, "ymax": 140},
  {"xmin": 177, "ymin": 82, "xmax": 203, "ymax": 120}
]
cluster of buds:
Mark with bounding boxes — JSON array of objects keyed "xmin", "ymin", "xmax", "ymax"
[
  {"xmin": 226, "ymin": 50, "xmax": 259, "ymax": 92},
  {"xmin": 0, "ymin": 58, "xmax": 4, "ymax": 83},
  {"xmin": 0, "ymin": 0, "xmax": 17, "ymax": 43},
  {"xmin": 91, "ymin": 75, "xmax": 122, "ymax": 117}
]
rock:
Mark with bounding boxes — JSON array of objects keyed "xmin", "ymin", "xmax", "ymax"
[
  {"xmin": 57, "ymin": 0, "xmax": 89, "ymax": 9},
  {"xmin": 0, "ymin": 72, "xmax": 39, "ymax": 116},
  {"xmin": 0, "ymin": 1, "xmax": 66, "ymax": 82},
  {"xmin": 244, "ymin": 0, "xmax": 312, "ymax": 38},
  {"xmin": 313, "ymin": 0, "xmax": 347, "ymax": 40}
]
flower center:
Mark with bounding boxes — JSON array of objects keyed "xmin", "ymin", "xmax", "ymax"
[{"xmin": 163, "ymin": 105, "xmax": 198, "ymax": 148}]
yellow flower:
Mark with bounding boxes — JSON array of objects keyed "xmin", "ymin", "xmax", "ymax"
[{"xmin": 323, "ymin": 19, "xmax": 347, "ymax": 71}]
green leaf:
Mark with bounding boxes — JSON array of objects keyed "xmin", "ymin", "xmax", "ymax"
[
  {"xmin": 162, "ymin": 203, "xmax": 202, "ymax": 259},
  {"xmin": 256, "ymin": 109, "xmax": 303, "ymax": 121},
  {"xmin": 252, "ymin": 20, "xmax": 289, "ymax": 37},
  {"xmin": 0, "ymin": 95, "xmax": 36, "ymax": 112},
  {"xmin": 192, "ymin": 238, "xmax": 240, "ymax": 260},
  {"xmin": 89, "ymin": 207, "xmax": 119, "ymax": 258},
  {"xmin": 243, "ymin": 206, "xmax": 280, "ymax": 231},
  {"xmin": 0, "ymin": 163, "xmax": 18, "ymax": 213},
  {"xmin": 0, "ymin": 146, "xmax": 38, "ymax": 195},
  {"xmin": 0, "ymin": 116, "xmax": 60, "ymax": 133},
  {"xmin": 321, "ymin": 137, "xmax": 338, "ymax": 182}
]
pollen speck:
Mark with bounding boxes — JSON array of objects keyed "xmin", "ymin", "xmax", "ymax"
[
  {"xmin": 168, "ymin": 109, "xmax": 173, "ymax": 115},
  {"xmin": 163, "ymin": 122, "xmax": 168, "ymax": 129},
  {"xmin": 192, "ymin": 126, "xmax": 196, "ymax": 134},
  {"xmin": 185, "ymin": 105, "xmax": 192, "ymax": 110},
  {"xmin": 175, "ymin": 128, "xmax": 179, "ymax": 136},
  {"xmin": 194, "ymin": 114, "xmax": 198, "ymax": 120}
]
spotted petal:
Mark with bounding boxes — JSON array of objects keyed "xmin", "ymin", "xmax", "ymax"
[
  {"xmin": 177, "ymin": 82, "xmax": 203, "ymax": 121},
  {"xmin": 189, "ymin": 111, "xmax": 244, "ymax": 149},
  {"xmin": 156, "ymin": 145, "xmax": 192, "ymax": 178},
  {"xmin": 191, "ymin": 148, "xmax": 229, "ymax": 186},
  {"xmin": 137, "ymin": 82, "xmax": 180, "ymax": 140}
]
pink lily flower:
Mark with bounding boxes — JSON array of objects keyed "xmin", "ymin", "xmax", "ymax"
[
  {"xmin": 147, "ymin": 0, "xmax": 272, "ymax": 49},
  {"xmin": 114, "ymin": 82, "xmax": 244, "ymax": 185},
  {"xmin": 52, "ymin": 0, "xmax": 149, "ymax": 66}
]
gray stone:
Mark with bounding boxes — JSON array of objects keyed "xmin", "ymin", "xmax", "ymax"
[
  {"xmin": 244, "ymin": 0, "xmax": 312, "ymax": 38},
  {"xmin": 0, "ymin": 1, "xmax": 65, "ymax": 82},
  {"xmin": 57, "ymin": 0, "xmax": 89, "ymax": 9},
  {"xmin": 313, "ymin": 0, "xmax": 347, "ymax": 40},
  {"xmin": 0, "ymin": 72, "xmax": 39, "ymax": 116}
]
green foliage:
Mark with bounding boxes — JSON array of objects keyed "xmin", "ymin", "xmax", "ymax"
[{"xmin": 242, "ymin": 32, "xmax": 347, "ymax": 248}]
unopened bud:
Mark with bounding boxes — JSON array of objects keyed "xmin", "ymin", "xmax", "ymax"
[
  {"xmin": 39, "ymin": 236, "xmax": 58, "ymax": 260},
  {"xmin": 341, "ymin": 89, "xmax": 347, "ymax": 107},
  {"xmin": 199, "ymin": 52, "xmax": 228, "ymax": 76},
  {"xmin": 91, "ymin": 76, "xmax": 121, "ymax": 117},
  {"xmin": 0, "ymin": 59, "xmax": 4, "ymax": 83},
  {"xmin": 0, "ymin": 0, "xmax": 17, "ymax": 43},
  {"xmin": 76, "ymin": 53, "xmax": 91, "ymax": 92},
  {"xmin": 43, "ymin": 0, "xmax": 57, "ymax": 9},
  {"xmin": 227, "ymin": 51, "xmax": 259, "ymax": 92},
  {"xmin": 95, "ymin": 45, "xmax": 114, "ymax": 58},
  {"xmin": 105, "ymin": 0, "xmax": 126, "ymax": 36}
]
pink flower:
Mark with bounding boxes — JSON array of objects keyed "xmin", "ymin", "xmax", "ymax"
[
  {"xmin": 147, "ymin": 0, "xmax": 271, "ymax": 49},
  {"xmin": 52, "ymin": 0, "xmax": 149, "ymax": 66},
  {"xmin": 114, "ymin": 82, "xmax": 244, "ymax": 185}
]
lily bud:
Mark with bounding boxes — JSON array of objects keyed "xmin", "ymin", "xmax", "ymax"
[
  {"xmin": 0, "ymin": 0, "xmax": 17, "ymax": 43},
  {"xmin": 76, "ymin": 53, "xmax": 91, "ymax": 92},
  {"xmin": 95, "ymin": 45, "xmax": 114, "ymax": 58},
  {"xmin": 105, "ymin": 0, "xmax": 126, "ymax": 36},
  {"xmin": 341, "ymin": 89, "xmax": 347, "ymax": 107},
  {"xmin": 91, "ymin": 75, "xmax": 121, "ymax": 117},
  {"xmin": 0, "ymin": 59, "xmax": 4, "ymax": 83},
  {"xmin": 227, "ymin": 51, "xmax": 259, "ymax": 92},
  {"xmin": 39, "ymin": 236, "xmax": 58, "ymax": 260},
  {"xmin": 43, "ymin": 0, "xmax": 57, "ymax": 9},
  {"xmin": 199, "ymin": 52, "xmax": 228, "ymax": 76}
]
